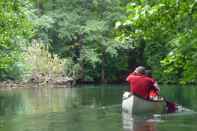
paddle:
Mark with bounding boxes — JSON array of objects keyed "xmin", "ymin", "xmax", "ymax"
[
  {"xmin": 148, "ymin": 85, "xmax": 177, "ymax": 113},
  {"xmin": 161, "ymin": 96, "xmax": 176, "ymax": 113},
  {"xmin": 149, "ymin": 91, "xmax": 176, "ymax": 113}
]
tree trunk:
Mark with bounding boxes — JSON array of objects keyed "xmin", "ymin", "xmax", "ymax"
[
  {"xmin": 37, "ymin": 0, "xmax": 44, "ymax": 15},
  {"xmin": 127, "ymin": 50, "xmax": 137, "ymax": 72},
  {"xmin": 101, "ymin": 52, "xmax": 107, "ymax": 84},
  {"xmin": 79, "ymin": 62, "xmax": 85, "ymax": 81},
  {"xmin": 127, "ymin": 39, "xmax": 146, "ymax": 72},
  {"xmin": 52, "ymin": 0, "xmax": 56, "ymax": 10},
  {"xmin": 76, "ymin": 33, "xmax": 85, "ymax": 80}
]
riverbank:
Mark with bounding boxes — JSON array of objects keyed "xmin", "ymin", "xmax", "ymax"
[{"xmin": 0, "ymin": 78, "xmax": 75, "ymax": 90}]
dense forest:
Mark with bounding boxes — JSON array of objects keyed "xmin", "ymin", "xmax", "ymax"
[{"xmin": 0, "ymin": 0, "xmax": 197, "ymax": 84}]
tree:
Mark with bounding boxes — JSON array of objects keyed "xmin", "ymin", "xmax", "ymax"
[
  {"xmin": 116, "ymin": 0, "xmax": 197, "ymax": 83},
  {"xmin": 34, "ymin": 0, "xmax": 128, "ymax": 83},
  {"xmin": 0, "ymin": 0, "xmax": 33, "ymax": 80}
]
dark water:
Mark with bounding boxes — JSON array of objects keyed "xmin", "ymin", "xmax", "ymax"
[{"xmin": 0, "ymin": 84, "xmax": 196, "ymax": 131}]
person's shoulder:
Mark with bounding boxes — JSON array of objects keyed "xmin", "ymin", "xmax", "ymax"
[
  {"xmin": 144, "ymin": 76, "xmax": 156, "ymax": 82},
  {"xmin": 127, "ymin": 72, "xmax": 141, "ymax": 80},
  {"xmin": 127, "ymin": 73, "xmax": 136, "ymax": 79}
]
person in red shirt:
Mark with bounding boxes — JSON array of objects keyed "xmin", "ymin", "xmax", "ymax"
[
  {"xmin": 145, "ymin": 70, "xmax": 176, "ymax": 112},
  {"xmin": 145, "ymin": 70, "xmax": 160, "ymax": 100},
  {"xmin": 126, "ymin": 66, "xmax": 159, "ymax": 100},
  {"xmin": 126, "ymin": 66, "xmax": 176, "ymax": 112}
]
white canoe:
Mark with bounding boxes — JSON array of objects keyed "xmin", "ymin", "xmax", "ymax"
[{"xmin": 122, "ymin": 92, "xmax": 166, "ymax": 114}]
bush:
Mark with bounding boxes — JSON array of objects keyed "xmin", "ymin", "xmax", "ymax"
[{"xmin": 21, "ymin": 40, "xmax": 78, "ymax": 83}]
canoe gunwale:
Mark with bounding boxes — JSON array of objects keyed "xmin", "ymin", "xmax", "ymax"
[
  {"xmin": 122, "ymin": 92, "xmax": 166, "ymax": 114},
  {"xmin": 126, "ymin": 93, "xmax": 164, "ymax": 103}
]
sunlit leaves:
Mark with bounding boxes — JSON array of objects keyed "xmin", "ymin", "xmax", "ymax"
[
  {"xmin": 116, "ymin": 0, "xmax": 197, "ymax": 83},
  {"xmin": 0, "ymin": 0, "xmax": 33, "ymax": 80},
  {"xmin": 22, "ymin": 41, "xmax": 75, "ymax": 81},
  {"xmin": 161, "ymin": 25, "xmax": 197, "ymax": 84}
]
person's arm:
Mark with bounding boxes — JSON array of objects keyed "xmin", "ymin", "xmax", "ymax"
[
  {"xmin": 149, "ymin": 77, "xmax": 160, "ymax": 92},
  {"xmin": 154, "ymin": 82, "xmax": 160, "ymax": 92}
]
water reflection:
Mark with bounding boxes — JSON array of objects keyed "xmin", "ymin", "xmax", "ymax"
[
  {"xmin": 0, "ymin": 86, "xmax": 124, "ymax": 131},
  {"xmin": 0, "ymin": 85, "xmax": 196, "ymax": 131},
  {"xmin": 0, "ymin": 87, "xmax": 81, "ymax": 116},
  {"xmin": 0, "ymin": 92, "xmax": 22, "ymax": 116},
  {"xmin": 122, "ymin": 113, "xmax": 159, "ymax": 131}
]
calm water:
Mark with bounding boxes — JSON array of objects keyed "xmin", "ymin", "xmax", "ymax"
[{"xmin": 0, "ymin": 84, "xmax": 196, "ymax": 131}]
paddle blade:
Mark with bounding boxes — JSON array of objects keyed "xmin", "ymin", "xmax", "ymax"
[{"xmin": 166, "ymin": 101, "xmax": 176, "ymax": 113}]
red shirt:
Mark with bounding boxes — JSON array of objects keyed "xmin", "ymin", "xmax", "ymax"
[{"xmin": 126, "ymin": 73, "xmax": 156, "ymax": 99}]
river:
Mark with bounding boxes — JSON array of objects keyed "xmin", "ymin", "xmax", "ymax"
[{"xmin": 0, "ymin": 84, "xmax": 196, "ymax": 131}]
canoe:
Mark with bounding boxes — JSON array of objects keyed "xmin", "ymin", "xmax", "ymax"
[{"xmin": 122, "ymin": 92, "xmax": 166, "ymax": 114}]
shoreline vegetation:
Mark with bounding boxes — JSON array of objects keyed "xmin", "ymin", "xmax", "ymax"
[
  {"xmin": 0, "ymin": 74, "xmax": 76, "ymax": 89},
  {"xmin": 0, "ymin": 76, "xmax": 75, "ymax": 90},
  {"xmin": 1, "ymin": 1, "xmax": 197, "ymax": 86},
  {"xmin": 0, "ymin": 77, "xmax": 75, "ymax": 90}
]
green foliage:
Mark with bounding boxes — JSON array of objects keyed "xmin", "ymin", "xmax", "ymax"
[
  {"xmin": 116, "ymin": 0, "xmax": 197, "ymax": 84},
  {"xmin": 36, "ymin": 0, "xmax": 128, "ymax": 82},
  {"xmin": 3, "ymin": 0, "xmax": 197, "ymax": 84},
  {"xmin": 0, "ymin": 0, "xmax": 129, "ymax": 82},
  {"xmin": 161, "ymin": 30, "xmax": 197, "ymax": 84},
  {"xmin": 22, "ymin": 40, "xmax": 77, "ymax": 81},
  {"xmin": 0, "ymin": 0, "xmax": 33, "ymax": 80}
]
